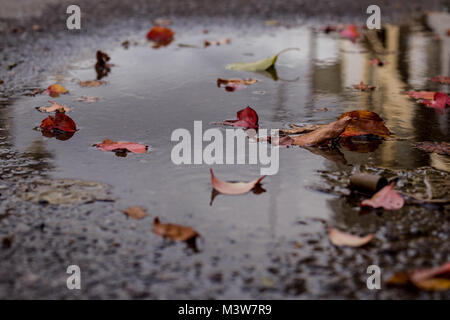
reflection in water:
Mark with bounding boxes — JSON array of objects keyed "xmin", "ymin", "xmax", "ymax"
[{"xmin": 210, "ymin": 183, "xmax": 266, "ymax": 206}]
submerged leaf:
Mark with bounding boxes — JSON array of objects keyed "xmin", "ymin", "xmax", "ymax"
[
  {"xmin": 75, "ymin": 96, "xmax": 99, "ymax": 103},
  {"xmin": 210, "ymin": 168, "xmax": 265, "ymax": 195},
  {"xmin": 152, "ymin": 217, "xmax": 200, "ymax": 242},
  {"xmin": 94, "ymin": 139, "xmax": 148, "ymax": 154},
  {"xmin": 221, "ymin": 106, "xmax": 259, "ymax": 129},
  {"xmin": 338, "ymin": 110, "xmax": 391, "ymax": 138},
  {"xmin": 204, "ymin": 38, "xmax": 231, "ymax": 47},
  {"xmin": 217, "ymin": 78, "xmax": 258, "ymax": 92},
  {"xmin": 226, "ymin": 48, "xmax": 299, "ymax": 72},
  {"xmin": 415, "ymin": 141, "xmax": 450, "ymax": 156},
  {"xmin": 292, "ymin": 116, "xmax": 351, "ymax": 146},
  {"xmin": 36, "ymin": 101, "xmax": 71, "ymax": 113},
  {"xmin": 361, "ymin": 182, "xmax": 404, "ymax": 210},
  {"xmin": 328, "ymin": 228, "xmax": 373, "ymax": 247}
]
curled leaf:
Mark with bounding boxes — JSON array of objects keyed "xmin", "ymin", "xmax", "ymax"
[
  {"xmin": 152, "ymin": 217, "xmax": 200, "ymax": 242},
  {"xmin": 79, "ymin": 80, "xmax": 106, "ymax": 87},
  {"xmin": 328, "ymin": 228, "xmax": 374, "ymax": 247},
  {"xmin": 221, "ymin": 106, "xmax": 259, "ymax": 129},
  {"xmin": 36, "ymin": 101, "xmax": 71, "ymax": 113},
  {"xmin": 338, "ymin": 110, "xmax": 391, "ymax": 138},
  {"xmin": 210, "ymin": 168, "xmax": 265, "ymax": 195},
  {"xmin": 45, "ymin": 84, "xmax": 68, "ymax": 97},
  {"xmin": 94, "ymin": 139, "xmax": 148, "ymax": 154},
  {"xmin": 40, "ymin": 111, "xmax": 77, "ymax": 133},
  {"xmin": 415, "ymin": 141, "xmax": 450, "ymax": 156},
  {"xmin": 123, "ymin": 206, "xmax": 148, "ymax": 220},
  {"xmin": 361, "ymin": 182, "xmax": 404, "ymax": 210},
  {"xmin": 292, "ymin": 116, "xmax": 351, "ymax": 146},
  {"xmin": 226, "ymin": 48, "xmax": 299, "ymax": 72}
]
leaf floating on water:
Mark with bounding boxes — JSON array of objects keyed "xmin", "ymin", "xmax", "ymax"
[
  {"xmin": 75, "ymin": 96, "xmax": 99, "ymax": 103},
  {"xmin": 387, "ymin": 262, "xmax": 450, "ymax": 291},
  {"xmin": 430, "ymin": 75, "xmax": 450, "ymax": 84},
  {"xmin": 95, "ymin": 50, "xmax": 112, "ymax": 80},
  {"xmin": 36, "ymin": 101, "xmax": 71, "ymax": 113},
  {"xmin": 204, "ymin": 38, "xmax": 231, "ymax": 47},
  {"xmin": 226, "ymin": 48, "xmax": 299, "ymax": 72},
  {"xmin": 146, "ymin": 26, "xmax": 174, "ymax": 47},
  {"xmin": 210, "ymin": 168, "xmax": 266, "ymax": 195},
  {"xmin": 279, "ymin": 124, "xmax": 324, "ymax": 135},
  {"xmin": 353, "ymin": 81, "xmax": 375, "ymax": 91},
  {"xmin": 338, "ymin": 110, "xmax": 391, "ymax": 138},
  {"xmin": 44, "ymin": 84, "xmax": 68, "ymax": 97},
  {"xmin": 152, "ymin": 217, "xmax": 200, "ymax": 242},
  {"xmin": 221, "ymin": 106, "xmax": 259, "ymax": 129},
  {"xmin": 340, "ymin": 24, "xmax": 360, "ymax": 41},
  {"xmin": 421, "ymin": 92, "xmax": 449, "ymax": 114},
  {"xmin": 405, "ymin": 91, "xmax": 436, "ymax": 100},
  {"xmin": 415, "ymin": 141, "xmax": 450, "ymax": 156},
  {"xmin": 292, "ymin": 117, "xmax": 351, "ymax": 147},
  {"xmin": 217, "ymin": 78, "xmax": 258, "ymax": 92},
  {"xmin": 123, "ymin": 206, "xmax": 148, "ymax": 220},
  {"xmin": 94, "ymin": 139, "xmax": 148, "ymax": 154},
  {"xmin": 79, "ymin": 80, "xmax": 106, "ymax": 87},
  {"xmin": 368, "ymin": 58, "xmax": 386, "ymax": 66},
  {"xmin": 40, "ymin": 110, "xmax": 77, "ymax": 133},
  {"xmin": 361, "ymin": 182, "xmax": 404, "ymax": 210},
  {"xmin": 328, "ymin": 228, "xmax": 373, "ymax": 247}
]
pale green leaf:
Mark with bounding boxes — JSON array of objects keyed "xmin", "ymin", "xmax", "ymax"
[{"xmin": 226, "ymin": 48, "xmax": 299, "ymax": 72}]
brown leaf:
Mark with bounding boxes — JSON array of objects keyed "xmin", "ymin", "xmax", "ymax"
[
  {"xmin": 152, "ymin": 217, "xmax": 200, "ymax": 242},
  {"xmin": 75, "ymin": 96, "xmax": 100, "ymax": 103},
  {"xmin": 338, "ymin": 110, "xmax": 391, "ymax": 138},
  {"xmin": 79, "ymin": 80, "xmax": 106, "ymax": 87},
  {"xmin": 123, "ymin": 206, "xmax": 148, "ymax": 220},
  {"xmin": 292, "ymin": 116, "xmax": 351, "ymax": 146},
  {"xmin": 279, "ymin": 124, "xmax": 324, "ymax": 135},
  {"xmin": 44, "ymin": 84, "xmax": 69, "ymax": 97},
  {"xmin": 36, "ymin": 101, "xmax": 71, "ymax": 113},
  {"xmin": 328, "ymin": 228, "xmax": 374, "ymax": 247},
  {"xmin": 353, "ymin": 81, "xmax": 375, "ymax": 91},
  {"xmin": 204, "ymin": 38, "xmax": 231, "ymax": 47}
]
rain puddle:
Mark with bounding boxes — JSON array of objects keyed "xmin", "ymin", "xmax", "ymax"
[{"xmin": 5, "ymin": 18, "xmax": 450, "ymax": 269}]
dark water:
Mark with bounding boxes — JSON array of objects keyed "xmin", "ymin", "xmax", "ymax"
[{"xmin": 5, "ymin": 18, "xmax": 450, "ymax": 284}]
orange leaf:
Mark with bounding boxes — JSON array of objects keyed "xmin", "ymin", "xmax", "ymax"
[
  {"xmin": 387, "ymin": 262, "xmax": 450, "ymax": 291},
  {"xmin": 328, "ymin": 228, "xmax": 374, "ymax": 247},
  {"xmin": 152, "ymin": 217, "xmax": 200, "ymax": 242},
  {"xmin": 353, "ymin": 81, "xmax": 375, "ymax": 91},
  {"xmin": 210, "ymin": 169, "xmax": 265, "ymax": 195},
  {"xmin": 361, "ymin": 182, "xmax": 404, "ymax": 210},
  {"xmin": 45, "ymin": 84, "xmax": 68, "ymax": 97},
  {"xmin": 338, "ymin": 110, "xmax": 391, "ymax": 138},
  {"xmin": 340, "ymin": 24, "xmax": 360, "ymax": 40}
]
